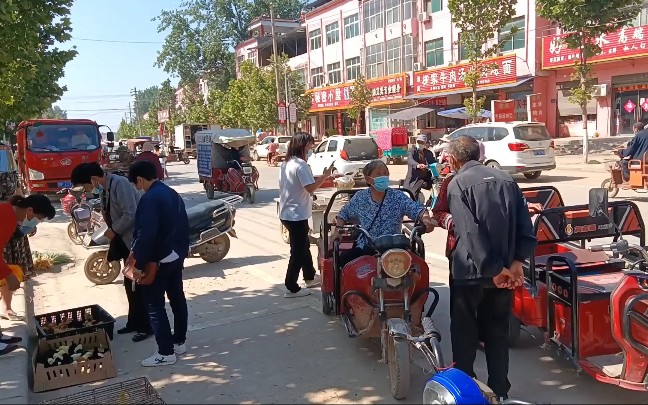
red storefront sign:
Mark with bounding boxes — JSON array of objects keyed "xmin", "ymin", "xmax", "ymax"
[
  {"xmin": 419, "ymin": 97, "xmax": 448, "ymax": 107},
  {"xmin": 367, "ymin": 74, "xmax": 407, "ymax": 106},
  {"xmin": 491, "ymin": 100, "xmax": 516, "ymax": 122},
  {"xmin": 642, "ymin": 99, "xmax": 648, "ymax": 112},
  {"xmin": 526, "ymin": 94, "xmax": 545, "ymax": 122},
  {"xmin": 277, "ymin": 101, "xmax": 287, "ymax": 124},
  {"xmin": 413, "ymin": 56, "xmax": 517, "ymax": 96},
  {"xmin": 542, "ymin": 24, "xmax": 648, "ymax": 69},
  {"xmin": 310, "ymin": 84, "xmax": 353, "ymax": 112}
]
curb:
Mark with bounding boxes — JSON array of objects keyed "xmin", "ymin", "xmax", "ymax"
[{"xmin": 0, "ymin": 284, "xmax": 31, "ymax": 405}]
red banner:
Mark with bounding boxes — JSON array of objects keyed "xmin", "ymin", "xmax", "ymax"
[
  {"xmin": 413, "ymin": 56, "xmax": 517, "ymax": 96},
  {"xmin": 367, "ymin": 74, "xmax": 407, "ymax": 106},
  {"xmin": 310, "ymin": 84, "xmax": 354, "ymax": 112},
  {"xmin": 542, "ymin": 24, "xmax": 648, "ymax": 69},
  {"xmin": 527, "ymin": 94, "xmax": 545, "ymax": 122},
  {"xmin": 491, "ymin": 100, "xmax": 515, "ymax": 122}
]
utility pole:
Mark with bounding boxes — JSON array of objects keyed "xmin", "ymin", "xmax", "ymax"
[
  {"xmin": 128, "ymin": 103, "xmax": 133, "ymax": 122},
  {"xmin": 131, "ymin": 87, "xmax": 143, "ymax": 136},
  {"xmin": 269, "ymin": 2, "xmax": 285, "ymax": 134}
]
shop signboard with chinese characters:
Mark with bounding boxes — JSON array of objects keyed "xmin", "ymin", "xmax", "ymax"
[
  {"xmin": 418, "ymin": 97, "xmax": 448, "ymax": 107},
  {"xmin": 491, "ymin": 100, "xmax": 516, "ymax": 122},
  {"xmin": 277, "ymin": 102, "xmax": 287, "ymax": 124},
  {"xmin": 543, "ymin": 24, "xmax": 648, "ymax": 69},
  {"xmin": 367, "ymin": 74, "xmax": 408, "ymax": 106},
  {"xmin": 413, "ymin": 56, "xmax": 517, "ymax": 96},
  {"xmin": 309, "ymin": 84, "xmax": 354, "ymax": 112},
  {"xmin": 526, "ymin": 94, "xmax": 545, "ymax": 122}
]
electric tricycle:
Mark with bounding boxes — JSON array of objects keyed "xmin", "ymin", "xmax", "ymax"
[
  {"xmin": 318, "ymin": 189, "xmax": 444, "ymax": 400},
  {"xmin": 511, "ymin": 188, "xmax": 648, "ymax": 391}
]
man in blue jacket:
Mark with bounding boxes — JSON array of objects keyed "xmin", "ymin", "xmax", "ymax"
[{"xmin": 128, "ymin": 160, "xmax": 189, "ymax": 367}]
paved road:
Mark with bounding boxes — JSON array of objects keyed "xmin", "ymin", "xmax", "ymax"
[{"xmin": 27, "ymin": 161, "xmax": 648, "ymax": 404}]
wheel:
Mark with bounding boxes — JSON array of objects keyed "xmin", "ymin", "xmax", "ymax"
[
  {"xmin": 67, "ymin": 222, "xmax": 83, "ymax": 245},
  {"xmin": 199, "ymin": 234, "xmax": 230, "ymax": 263},
  {"xmin": 426, "ymin": 337, "xmax": 445, "ymax": 369},
  {"xmin": 387, "ymin": 335, "xmax": 411, "ymax": 399},
  {"xmin": 485, "ymin": 160, "xmax": 501, "ymax": 170},
  {"xmin": 508, "ymin": 314, "xmax": 522, "ymax": 348},
  {"xmin": 601, "ymin": 178, "xmax": 619, "ymax": 198},
  {"xmin": 84, "ymin": 251, "xmax": 121, "ymax": 285},
  {"xmin": 183, "ymin": 158, "xmax": 190, "ymax": 164},
  {"xmin": 252, "ymin": 150, "xmax": 260, "ymax": 161},
  {"xmin": 523, "ymin": 171, "xmax": 542, "ymax": 180},
  {"xmin": 322, "ymin": 291, "xmax": 334, "ymax": 315},
  {"xmin": 206, "ymin": 182, "xmax": 215, "ymax": 200},
  {"xmin": 245, "ymin": 185, "xmax": 256, "ymax": 203},
  {"xmin": 280, "ymin": 222, "xmax": 290, "ymax": 244}
]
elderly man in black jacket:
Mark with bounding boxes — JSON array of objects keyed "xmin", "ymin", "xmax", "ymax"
[
  {"xmin": 404, "ymin": 134, "xmax": 437, "ymax": 200},
  {"xmin": 445, "ymin": 135, "xmax": 537, "ymax": 401}
]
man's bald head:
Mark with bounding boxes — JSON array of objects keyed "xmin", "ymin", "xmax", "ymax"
[{"xmin": 447, "ymin": 135, "xmax": 481, "ymax": 166}]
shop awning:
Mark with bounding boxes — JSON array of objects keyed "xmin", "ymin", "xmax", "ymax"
[
  {"xmin": 385, "ymin": 106, "xmax": 438, "ymax": 120},
  {"xmin": 404, "ymin": 77, "xmax": 534, "ymax": 100},
  {"xmin": 437, "ymin": 107, "xmax": 492, "ymax": 120}
]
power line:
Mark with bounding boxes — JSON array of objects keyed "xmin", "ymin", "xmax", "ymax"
[{"xmin": 71, "ymin": 36, "xmax": 164, "ymax": 44}]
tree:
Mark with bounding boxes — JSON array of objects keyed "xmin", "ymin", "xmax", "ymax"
[
  {"xmin": 41, "ymin": 106, "xmax": 68, "ymax": 119},
  {"xmin": 537, "ymin": 0, "xmax": 641, "ymax": 162},
  {"xmin": 0, "ymin": 0, "xmax": 77, "ymax": 123},
  {"xmin": 135, "ymin": 86, "xmax": 160, "ymax": 117},
  {"xmin": 447, "ymin": 0, "xmax": 517, "ymax": 123},
  {"xmin": 347, "ymin": 75, "xmax": 373, "ymax": 134}
]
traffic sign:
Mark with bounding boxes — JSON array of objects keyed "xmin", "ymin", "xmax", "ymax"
[
  {"xmin": 277, "ymin": 102, "xmax": 287, "ymax": 125},
  {"xmin": 288, "ymin": 103, "xmax": 297, "ymax": 123}
]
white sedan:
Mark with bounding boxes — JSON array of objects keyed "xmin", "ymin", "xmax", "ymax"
[{"xmin": 252, "ymin": 136, "xmax": 291, "ymax": 160}]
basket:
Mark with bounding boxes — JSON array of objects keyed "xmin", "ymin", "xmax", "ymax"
[
  {"xmin": 39, "ymin": 377, "xmax": 165, "ymax": 404},
  {"xmin": 35, "ymin": 304, "xmax": 116, "ymax": 340}
]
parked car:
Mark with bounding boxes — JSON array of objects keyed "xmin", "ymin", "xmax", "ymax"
[
  {"xmin": 448, "ymin": 121, "xmax": 556, "ymax": 179},
  {"xmin": 252, "ymin": 135, "xmax": 291, "ymax": 161},
  {"xmin": 307, "ymin": 135, "xmax": 382, "ymax": 180}
]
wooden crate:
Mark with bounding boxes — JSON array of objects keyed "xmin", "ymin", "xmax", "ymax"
[{"xmin": 32, "ymin": 330, "xmax": 117, "ymax": 393}]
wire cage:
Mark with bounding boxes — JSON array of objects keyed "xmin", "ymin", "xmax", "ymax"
[{"xmin": 39, "ymin": 377, "xmax": 166, "ymax": 404}]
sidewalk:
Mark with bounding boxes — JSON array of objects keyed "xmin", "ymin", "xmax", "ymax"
[
  {"xmin": 555, "ymin": 154, "xmax": 613, "ymax": 174},
  {"xmin": 0, "ymin": 286, "xmax": 29, "ymax": 405}
]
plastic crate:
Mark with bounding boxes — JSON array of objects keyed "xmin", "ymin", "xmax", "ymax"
[
  {"xmin": 35, "ymin": 304, "xmax": 116, "ymax": 341},
  {"xmin": 39, "ymin": 377, "xmax": 165, "ymax": 404}
]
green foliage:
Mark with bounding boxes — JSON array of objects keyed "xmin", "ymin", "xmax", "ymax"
[
  {"xmin": 447, "ymin": 0, "xmax": 517, "ymax": 123},
  {"xmin": 40, "ymin": 105, "xmax": 67, "ymax": 119},
  {"xmin": 0, "ymin": 0, "xmax": 77, "ymax": 123},
  {"xmin": 347, "ymin": 75, "xmax": 373, "ymax": 128},
  {"xmin": 134, "ymin": 86, "xmax": 160, "ymax": 118},
  {"xmin": 117, "ymin": 115, "xmax": 161, "ymax": 140}
]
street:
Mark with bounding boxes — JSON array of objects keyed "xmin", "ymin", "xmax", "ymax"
[{"xmin": 25, "ymin": 160, "xmax": 648, "ymax": 404}]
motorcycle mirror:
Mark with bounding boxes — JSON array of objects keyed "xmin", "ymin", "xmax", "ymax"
[
  {"xmin": 106, "ymin": 132, "xmax": 115, "ymax": 142},
  {"xmin": 588, "ymin": 188, "xmax": 608, "ymax": 218}
]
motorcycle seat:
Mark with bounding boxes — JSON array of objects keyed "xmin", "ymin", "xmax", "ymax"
[
  {"xmin": 373, "ymin": 234, "xmax": 410, "ymax": 254},
  {"xmin": 186, "ymin": 200, "xmax": 227, "ymax": 230}
]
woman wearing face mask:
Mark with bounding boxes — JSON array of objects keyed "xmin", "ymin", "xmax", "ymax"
[
  {"xmin": 1, "ymin": 194, "xmax": 55, "ymax": 322},
  {"xmin": 279, "ymin": 132, "xmax": 333, "ymax": 298},
  {"xmin": 331, "ymin": 160, "xmax": 435, "ymax": 269},
  {"xmin": 404, "ymin": 134, "xmax": 437, "ymax": 202}
]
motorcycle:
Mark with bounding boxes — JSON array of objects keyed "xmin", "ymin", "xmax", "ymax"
[
  {"xmin": 400, "ymin": 163, "xmax": 446, "ymax": 207},
  {"xmin": 59, "ymin": 188, "xmax": 103, "ymax": 245},
  {"xmin": 601, "ymin": 149, "xmax": 648, "ymax": 198},
  {"xmin": 83, "ymin": 195, "xmax": 242, "ymax": 285}
]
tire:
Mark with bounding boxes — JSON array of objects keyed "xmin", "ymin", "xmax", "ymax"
[
  {"xmin": 252, "ymin": 150, "xmax": 260, "ymax": 161},
  {"xmin": 84, "ymin": 252, "xmax": 121, "ymax": 285},
  {"xmin": 183, "ymin": 158, "xmax": 190, "ymax": 164},
  {"xmin": 485, "ymin": 160, "xmax": 501, "ymax": 170},
  {"xmin": 206, "ymin": 182, "xmax": 215, "ymax": 200},
  {"xmin": 322, "ymin": 291, "xmax": 334, "ymax": 315},
  {"xmin": 280, "ymin": 222, "xmax": 290, "ymax": 244},
  {"xmin": 245, "ymin": 185, "xmax": 256, "ymax": 204},
  {"xmin": 387, "ymin": 335, "xmax": 411, "ymax": 400},
  {"xmin": 508, "ymin": 314, "xmax": 522, "ymax": 347},
  {"xmin": 523, "ymin": 171, "xmax": 542, "ymax": 180},
  {"xmin": 67, "ymin": 222, "xmax": 83, "ymax": 245},
  {"xmin": 601, "ymin": 178, "xmax": 619, "ymax": 198},
  {"xmin": 199, "ymin": 234, "xmax": 230, "ymax": 263}
]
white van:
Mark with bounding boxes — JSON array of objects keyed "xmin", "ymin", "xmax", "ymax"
[{"xmin": 448, "ymin": 121, "xmax": 556, "ymax": 179}]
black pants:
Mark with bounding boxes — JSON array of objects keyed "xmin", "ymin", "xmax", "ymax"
[
  {"xmin": 621, "ymin": 159, "xmax": 630, "ymax": 181},
  {"xmin": 281, "ymin": 219, "xmax": 316, "ymax": 293},
  {"xmin": 124, "ymin": 278, "xmax": 152, "ymax": 334},
  {"xmin": 338, "ymin": 245, "xmax": 374, "ymax": 270},
  {"xmin": 450, "ymin": 283, "xmax": 513, "ymax": 397}
]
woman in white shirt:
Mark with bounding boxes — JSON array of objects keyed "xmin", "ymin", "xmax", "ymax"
[{"xmin": 279, "ymin": 132, "xmax": 332, "ymax": 298}]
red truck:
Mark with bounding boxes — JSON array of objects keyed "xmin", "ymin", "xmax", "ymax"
[{"xmin": 15, "ymin": 119, "xmax": 113, "ymax": 194}]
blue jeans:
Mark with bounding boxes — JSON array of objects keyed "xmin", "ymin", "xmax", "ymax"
[{"xmin": 141, "ymin": 259, "xmax": 188, "ymax": 356}]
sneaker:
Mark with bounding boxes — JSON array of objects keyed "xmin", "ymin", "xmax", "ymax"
[
  {"xmin": 174, "ymin": 343, "xmax": 187, "ymax": 355},
  {"xmin": 141, "ymin": 352, "xmax": 177, "ymax": 367},
  {"xmin": 304, "ymin": 274, "xmax": 321, "ymax": 288},
  {"xmin": 284, "ymin": 289, "xmax": 312, "ymax": 298}
]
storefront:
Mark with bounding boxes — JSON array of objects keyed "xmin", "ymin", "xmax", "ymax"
[
  {"xmin": 365, "ymin": 73, "xmax": 413, "ymax": 132},
  {"xmin": 542, "ymin": 24, "xmax": 648, "ymax": 137},
  {"xmin": 309, "ymin": 83, "xmax": 355, "ymax": 138}
]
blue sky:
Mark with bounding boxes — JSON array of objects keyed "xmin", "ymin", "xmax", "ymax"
[{"xmin": 57, "ymin": 0, "xmax": 182, "ymax": 131}]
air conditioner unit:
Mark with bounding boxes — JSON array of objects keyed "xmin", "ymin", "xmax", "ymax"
[
  {"xmin": 592, "ymin": 84, "xmax": 608, "ymax": 97},
  {"xmin": 417, "ymin": 12, "xmax": 431, "ymax": 23},
  {"xmin": 413, "ymin": 62, "xmax": 423, "ymax": 71}
]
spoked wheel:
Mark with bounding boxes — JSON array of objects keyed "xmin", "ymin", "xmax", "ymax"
[
  {"xmin": 387, "ymin": 334, "xmax": 411, "ymax": 400},
  {"xmin": 245, "ymin": 185, "xmax": 256, "ymax": 204},
  {"xmin": 280, "ymin": 222, "xmax": 290, "ymax": 244},
  {"xmin": 84, "ymin": 251, "xmax": 121, "ymax": 285},
  {"xmin": 67, "ymin": 222, "xmax": 83, "ymax": 245},
  {"xmin": 321, "ymin": 291, "xmax": 334, "ymax": 315},
  {"xmin": 601, "ymin": 178, "xmax": 619, "ymax": 198},
  {"xmin": 199, "ymin": 234, "xmax": 230, "ymax": 263}
]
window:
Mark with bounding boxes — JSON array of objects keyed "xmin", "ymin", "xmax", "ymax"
[
  {"xmin": 294, "ymin": 68, "xmax": 306, "ymax": 87},
  {"xmin": 499, "ymin": 16, "xmax": 525, "ymax": 52},
  {"xmin": 327, "ymin": 62, "xmax": 342, "ymax": 84},
  {"xmin": 403, "ymin": 0, "xmax": 412, "ymax": 19},
  {"xmin": 326, "ymin": 140, "xmax": 338, "ymax": 152},
  {"xmin": 386, "ymin": 38, "xmax": 401, "ymax": 75},
  {"xmin": 344, "ymin": 14, "xmax": 360, "ymax": 39},
  {"xmin": 404, "ymin": 35, "xmax": 414, "ymax": 72},
  {"xmin": 628, "ymin": 3, "xmax": 648, "ymax": 27},
  {"xmin": 363, "ymin": 0, "xmax": 384, "ymax": 33},
  {"xmin": 311, "ymin": 67, "xmax": 324, "ymax": 88},
  {"xmin": 346, "ymin": 56, "xmax": 361, "ymax": 81},
  {"xmin": 315, "ymin": 141, "xmax": 327, "ymax": 153},
  {"xmin": 236, "ymin": 55, "xmax": 244, "ymax": 65},
  {"xmin": 385, "ymin": 0, "xmax": 400, "ymax": 25},
  {"xmin": 425, "ymin": 38, "xmax": 444, "ymax": 67},
  {"xmin": 513, "ymin": 125, "xmax": 551, "ymax": 141},
  {"xmin": 325, "ymin": 22, "xmax": 340, "ymax": 45},
  {"xmin": 458, "ymin": 32, "xmax": 468, "ymax": 60},
  {"xmin": 492, "ymin": 127, "xmax": 509, "ymax": 141},
  {"xmin": 365, "ymin": 43, "xmax": 384, "ymax": 79},
  {"xmin": 309, "ymin": 28, "xmax": 322, "ymax": 50},
  {"xmin": 426, "ymin": 0, "xmax": 442, "ymax": 13}
]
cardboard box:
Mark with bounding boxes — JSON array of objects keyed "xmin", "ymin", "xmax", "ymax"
[{"xmin": 32, "ymin": 329, "xmax": 117, "ymax": 393}]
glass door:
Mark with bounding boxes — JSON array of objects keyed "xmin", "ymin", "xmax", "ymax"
[{"xmin": 615, "ymin": 89, "xmax": 648, "ymax": 135}]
